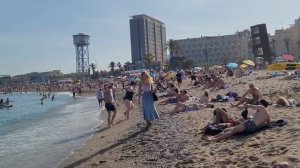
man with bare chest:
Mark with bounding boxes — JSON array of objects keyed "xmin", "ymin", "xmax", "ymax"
[
  {"xmin": 231, "ymin": 83, "xmax": 262, "ymax": 108},
  {"xmin": 104, "ymin": 84, "xmax": 117, "ymax": 127}
]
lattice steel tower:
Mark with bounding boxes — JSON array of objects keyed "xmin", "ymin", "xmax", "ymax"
[{"xmin": 73, "ymin": 33, "xmax": 90, "ymax": 74}]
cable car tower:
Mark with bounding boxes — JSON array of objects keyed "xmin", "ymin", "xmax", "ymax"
[{"xmin": 73, "ymin": 33, "xmax": 90, "ymax": 74}]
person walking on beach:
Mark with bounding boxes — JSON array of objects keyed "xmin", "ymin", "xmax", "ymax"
[
  {"xmin": 104, "ymin": 84, "xmax": 117, "ymax": 127},
  {"xmin": 138, "ymin": 71, "xmax": 160, "ymax": 126},
  {"xmin": 96, "ymin": 88, "xmax": 104, "ymax": 107},
  {"xmin": 123, "ymin": 81, "xmax": 138, "ymax": 119},
  {"xmin": 230, "ymin": 83, "xmax": 262, "ymax": 108}
]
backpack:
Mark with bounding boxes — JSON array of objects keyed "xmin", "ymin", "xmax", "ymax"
[{"xmin": 204, "ymin": 123, "xmax": 223, "ymax": 135}]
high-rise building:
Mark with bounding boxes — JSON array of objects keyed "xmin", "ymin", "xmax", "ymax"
[
  {"xmin": 174, "ymin": 30, "xmax": 252, "ymax": 66},
  {"xmin": 130, "ymin": 14, "xmax": 166, "ymax": 69},
  {"xmin": 250, "ymin": 24, "xmax": 272, "ymax": 63}
]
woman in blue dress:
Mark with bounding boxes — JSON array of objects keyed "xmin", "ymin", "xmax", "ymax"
[{"xmin": 138, "ymin": 71, "xmax": 160, "ymax": 126}]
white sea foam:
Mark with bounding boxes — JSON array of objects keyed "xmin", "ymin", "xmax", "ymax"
[{"xmin": 0, "ymin": 93, "xmax": 102, "ymax": 168}]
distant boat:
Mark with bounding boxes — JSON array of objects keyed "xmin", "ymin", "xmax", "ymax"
[{"xmin": 0, "ymin": 104, "xmax": 13, "ymax": 108}]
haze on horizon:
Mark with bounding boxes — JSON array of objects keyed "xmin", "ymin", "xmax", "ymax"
[{"xmin": 0, "ymin": 0, "xmax": 299, "ymax": 76}]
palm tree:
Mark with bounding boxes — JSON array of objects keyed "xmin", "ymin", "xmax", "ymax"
[
  {"xmin": 165, "ymin": 39, "xmax": 181, "ymax": 58},
  {"xmin": 144, "ymin": 53, "xmax": 154, "ymax": 69},
  {"xmin": 283, "ymin": 37, "xmax": 291, "ymax": 54},
  {"xmin": 89, "ymin": 63, "xmax": 96, "ymax": 75},
  {"xmin": 117, "ymin": 62, "xmax": 122, "ymax": 70},
  {"xmin": 109, "ymin": 61, "xmax": 116, "ymax": 72},
  {"xmin": 123, "ymin": 61, "xmax": 131, "ymax": 71}
]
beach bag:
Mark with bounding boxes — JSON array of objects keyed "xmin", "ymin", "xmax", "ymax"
[
  {"xmin": 204, "ymin": 123, "xmax": 223, "ymax": 135},
  {"xmin": 150, "ymin": 84, "xmax": 158, "ymax": 101},
  {"xmin": 152, "ymin": 93, "xmax": 158, "ymax": 101}
]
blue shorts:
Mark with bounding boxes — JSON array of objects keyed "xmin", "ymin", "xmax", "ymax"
[{"xmin": 243, "ymin": 119, "xmax": 257, "ymax": 133}]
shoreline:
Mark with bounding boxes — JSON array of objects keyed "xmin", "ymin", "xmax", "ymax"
[
  {"xmin": 59, "ymin": 90, "xmax": 143, "ymax": 168},
  {"xmin": 60, "ymin": 70, "xmax": 300, "ymax": 168}
]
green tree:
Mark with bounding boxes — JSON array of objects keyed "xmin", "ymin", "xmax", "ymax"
[
  {"xmin": 123, "ymin": 61, "xmax": 132, "ymax": 71},
  {"xmin": 109, "ymin": 61, "xmax": 116, "ymax": 72},
  {"xmin": 165, "ymin": 39, "xmax": 181, "ymax": 58},
  {"xmin": 283, "ymin": 37, "xmax": 291, "ymax": 54},
  {"xmin": 117, "ymin": 62, "xmax": 122, "ymax": 70},
  {"xmin": 89, "ymin": 63, "xmax": 96, "ymax": 75}
]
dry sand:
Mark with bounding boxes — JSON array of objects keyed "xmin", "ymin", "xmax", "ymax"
[{"xmin": 60, "ymin": 70, "xmax": 300, "ymax": 168}]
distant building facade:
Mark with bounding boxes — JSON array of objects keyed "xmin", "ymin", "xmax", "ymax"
[
  {"xmin": 174, "ymin": 30, "xmax": 252, "ymax": 66},
  {"xmin": 274, "ymin": 17, "xmax": 300, "ymax": 59},
  {"xmin": 12, "ymin": 70, "xmax": 62, "ymax": 84},
  {"xmin": 130, "ymin": 14, "xmax": 167, "ymax": 69}
]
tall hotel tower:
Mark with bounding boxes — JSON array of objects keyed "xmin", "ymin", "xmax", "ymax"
[{"xmin": 130, "ymin": 14, "xmax": 166, "ymax": 69}]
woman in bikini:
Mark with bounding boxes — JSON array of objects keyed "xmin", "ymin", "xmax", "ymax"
[{"xmin": 123, "ymin": 81, "xmax": 138, "ymax": 119}]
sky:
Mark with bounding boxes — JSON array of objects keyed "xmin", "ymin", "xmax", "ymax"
[{"xmin": 0, "ymin": 0, "xmax": 299, "ymax": 76}]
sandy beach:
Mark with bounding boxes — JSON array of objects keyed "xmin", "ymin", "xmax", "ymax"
[{"xmin": 60, "ymin": 70, "xmax": 300, "ymax": 168}]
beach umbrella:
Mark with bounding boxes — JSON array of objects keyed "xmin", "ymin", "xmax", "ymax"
[
  {"xmin": 150, "ymin": 73, "xmax": 157, "ymax": 77},
  {"xmin": 242, "ymin": 60, "xmax": 255, "ymax": 66},
  {"xmin": 226, "ymin": 63, "xmax": 238, "ymax": 69},
  {"xmin": 212, "ymin": 65, "xmax": 222, "ymax": 70},
  {"xmin": 267, "ymin": 63, "xmax": 300, "ymax": 71},
  {"xmin": 240, "ymin": 64, "xmax": 248, "ymax": 68},
  {"xmin": 166, "ymin": 72, "xmax": 176, "ymax": 79},
  {"xmin": 281, "ymin": 54, "xmax": 295, "ymax": 61},
  {"xmin": 274, "ymin": 57, "xmax": 285, "ymax": 62}
]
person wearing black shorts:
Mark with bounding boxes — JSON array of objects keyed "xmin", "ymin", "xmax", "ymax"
[
  {"xmin": 176, "ymin": 71, "xmax": 182, "ymax": 88},
  {"xmin": 103, "ymin": 84, "xmax": 117, "ymax": 127}
]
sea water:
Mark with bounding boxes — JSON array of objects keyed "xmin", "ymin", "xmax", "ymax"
[{"xmin": 0, "ymin": 92, "xmax": 102, "ymax": 168}]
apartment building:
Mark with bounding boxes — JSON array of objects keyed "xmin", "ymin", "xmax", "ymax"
[
  {"xmin": 130, "ymin": 14, "xmax": 167, "ymax": 69},
  {"xmin": 174, "ymin": 30, "xmax": 252, "ymax": 66},
  {"xmin": 274, "ymin": 17, "xmax": 300, "ymax": 58}
]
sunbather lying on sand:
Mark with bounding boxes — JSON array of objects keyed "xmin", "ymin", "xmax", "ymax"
[
  {"xmin": 160, "ymin": 90, "xmax": 189, "ymax": 105},
  {"xmin": 208, "ymin": 99, "xmax": 270, "ymax": 142},
  {"xmin": 230, "ymin": 83, "xmax": 262, "ymax": 108},
  {"xmin": 213, "ymin": 108, "xmax": 241, "ymax": 128},
  {"xmin": 170, "ymin": 102, "xmax": 214, "ymax": 115},
  {"xmin": 276, "ymin": 96, "xmax": 295, "ymax": 107}
]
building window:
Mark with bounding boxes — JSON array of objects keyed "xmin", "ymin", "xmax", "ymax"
[
  {"xmin": 252, "ymin": 27, "xmax": 260, "ymax": 34},
  {"xmin": 253, "ymin": 37, "xmax": 261, "ymax": 45}
]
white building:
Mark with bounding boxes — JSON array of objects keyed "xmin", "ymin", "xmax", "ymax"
[
  {"xmin": 174, "ymin": 30, "xmax": 252, "ymax": 66},
  {"xmin": 274, "ymin": 17, "xmax": 300, "ymax": 58}
]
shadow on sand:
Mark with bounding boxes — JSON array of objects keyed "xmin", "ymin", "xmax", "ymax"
[{"xmin": 63, "ymin": 125, "xmax": 149, "ymax": 168}]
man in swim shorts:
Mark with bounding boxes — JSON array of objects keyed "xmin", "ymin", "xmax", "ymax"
[
  {"xmin": 104, "ymin": 84, "xmax": 117, "ymax": 127},
  {"xmin": 230, "ymin": 83, "xmax": 262, "ymax": 108},
  {"xmin": 208, "ymin": 99, "xmax": 271, "ymax": 142}
]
